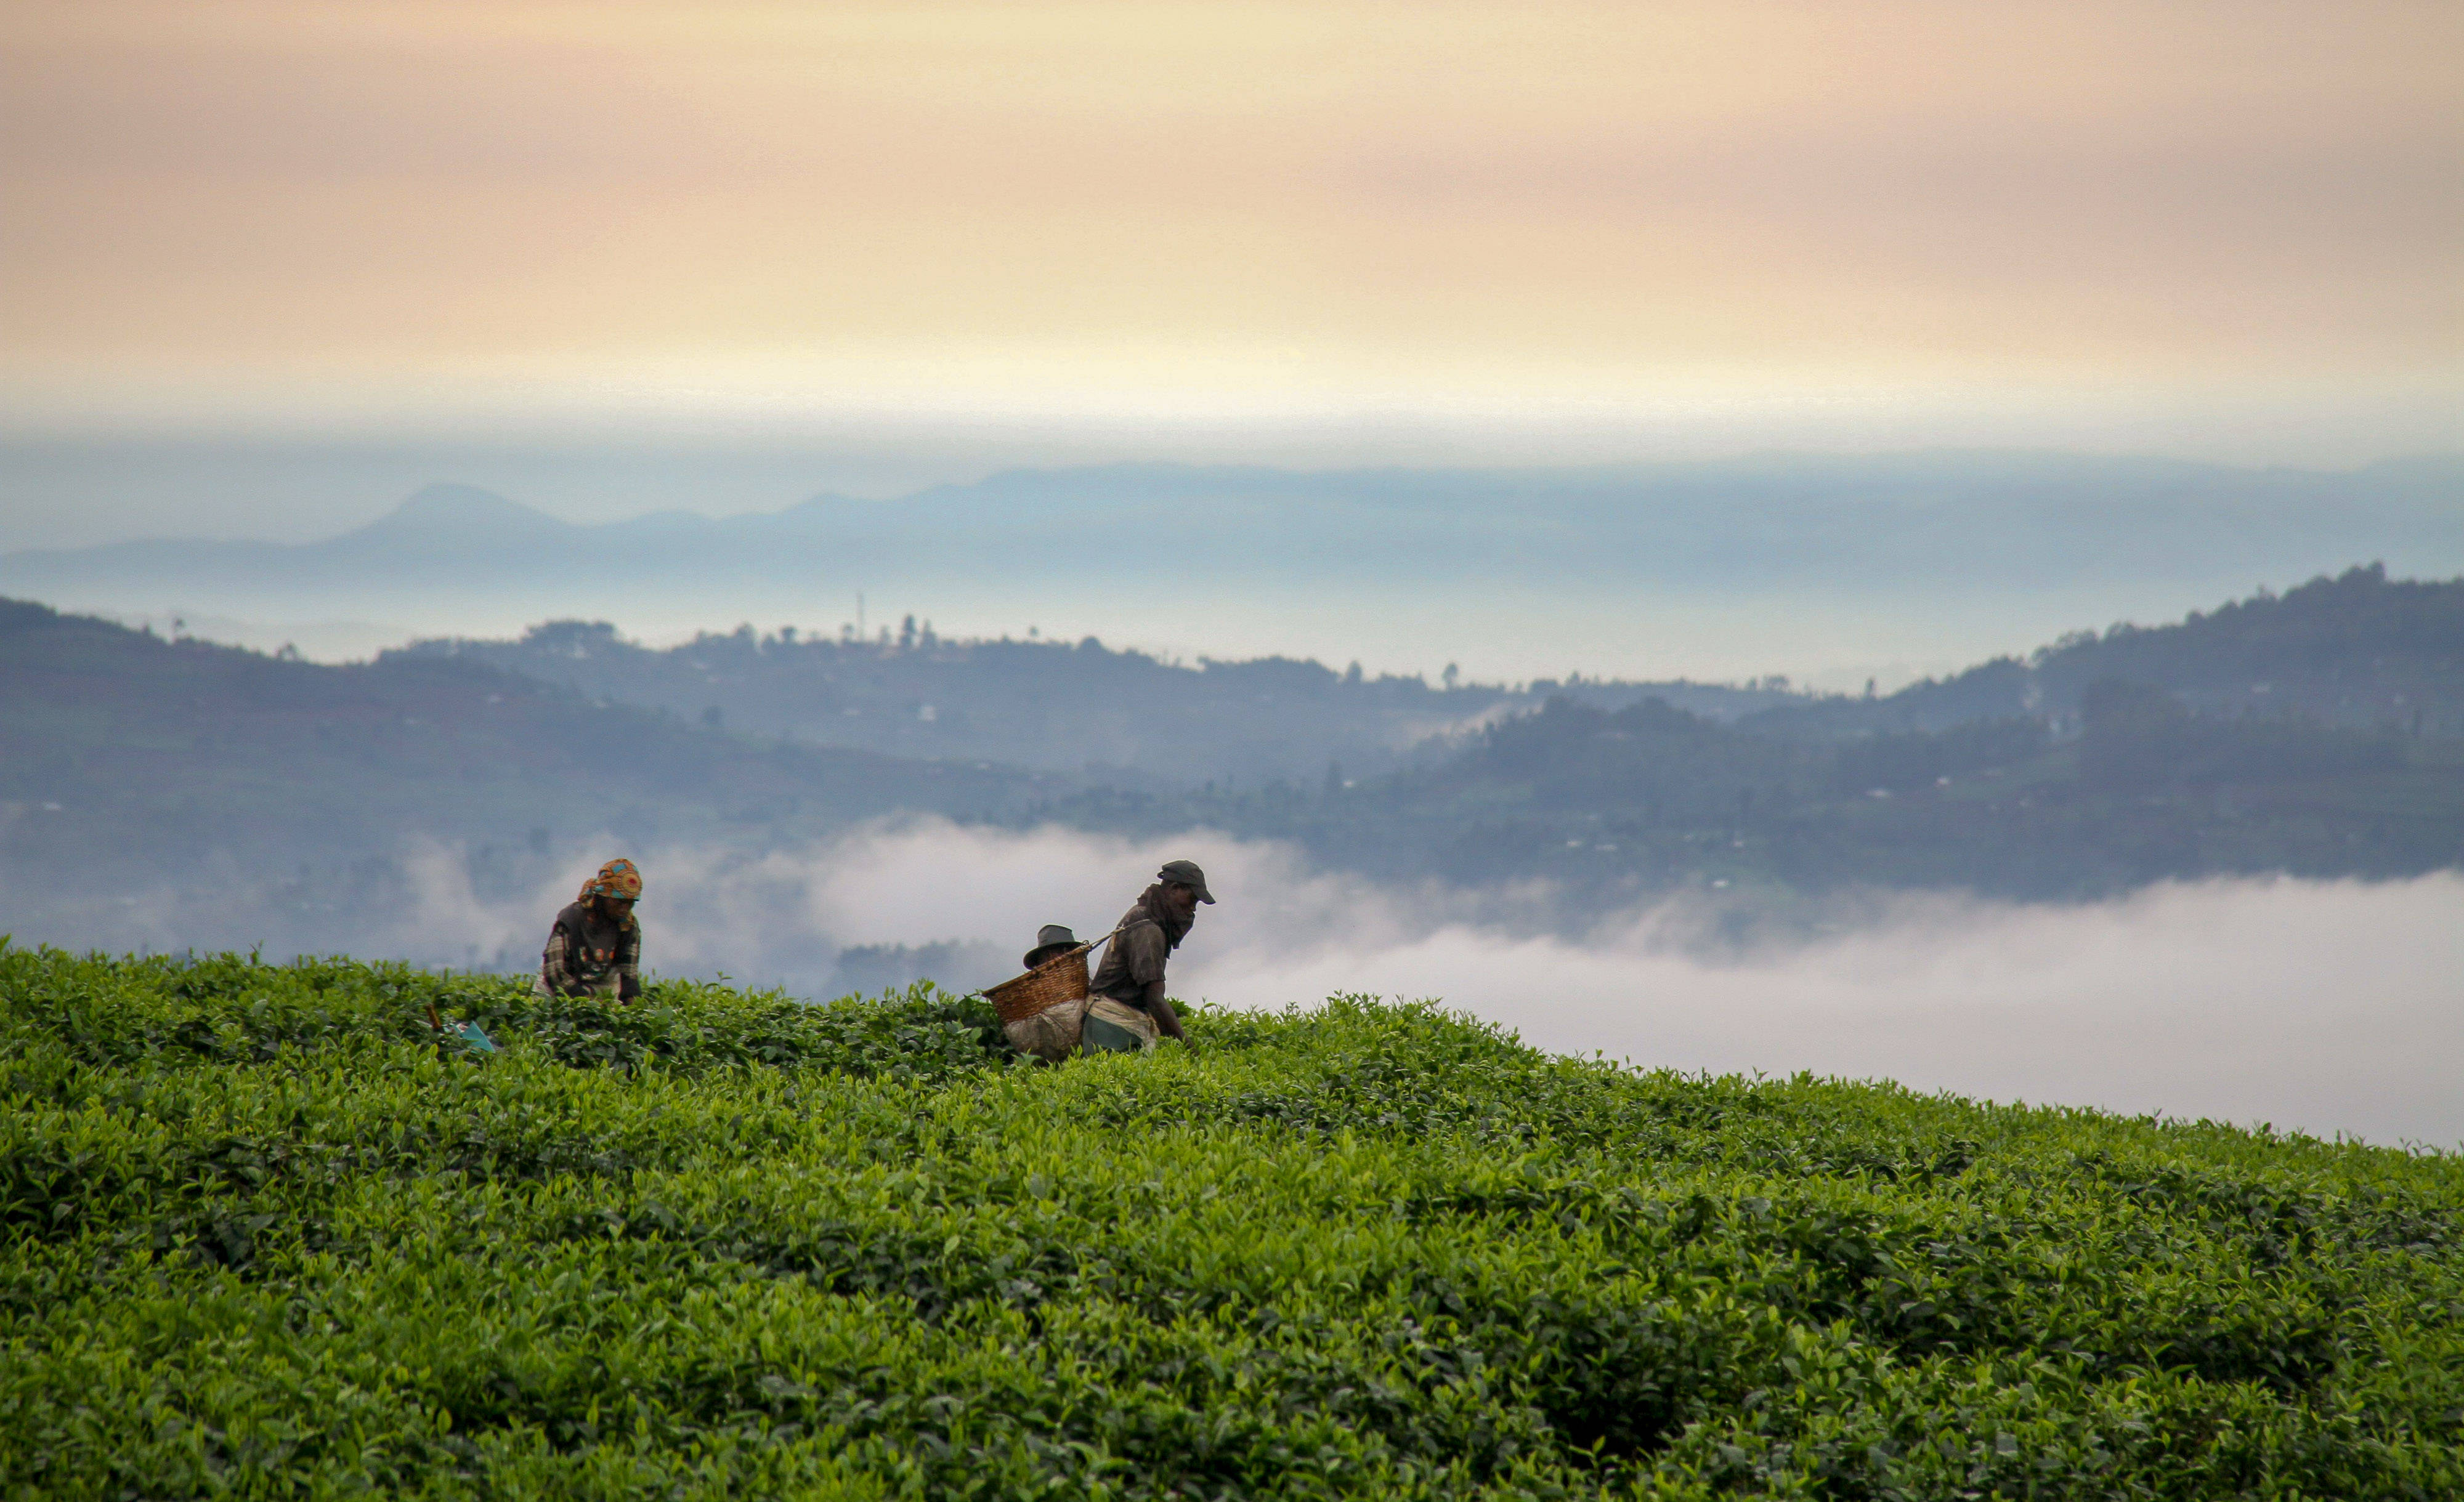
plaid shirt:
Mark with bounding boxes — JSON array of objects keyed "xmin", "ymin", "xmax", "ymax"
[{"xmin": 535, "ymin": 902, "xmax": 641, "ymax": 1000}]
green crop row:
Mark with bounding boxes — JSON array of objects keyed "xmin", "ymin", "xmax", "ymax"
[{"xmin": 3, "ymin": 942, "xmax": 2459, "ymax": 1499}]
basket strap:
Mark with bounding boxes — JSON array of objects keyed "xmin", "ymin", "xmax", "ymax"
[{"xmin": 1066, "ymin": 924, "xmax": 1133, "ymax": 1003}]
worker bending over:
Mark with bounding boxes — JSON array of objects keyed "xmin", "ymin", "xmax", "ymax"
[{"xmin": 536, "ymin": 857, "xmax": 644, "ymax": 1001}]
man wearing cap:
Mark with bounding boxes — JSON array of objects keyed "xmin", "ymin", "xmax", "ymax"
[
  {"xmin": 536, "ymin": 857, "xmax": 645, "ymax": 1002},
  {"xmin": 1087, "ymin": 858, "xmax": 1214, "ymax": 1044}
]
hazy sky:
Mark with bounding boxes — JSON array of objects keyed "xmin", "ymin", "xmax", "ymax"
[{"xmin": 2, "ymin": 1, "xmax": 2457, "ymax": 464}]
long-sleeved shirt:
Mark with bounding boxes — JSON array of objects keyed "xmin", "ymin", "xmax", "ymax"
[
  {"xmin": 535, "ymin": 902, "xmax": 641, "ymax": 1000},
  {"xmin": 1088, "ymin": 894, "xmax": 1189, "ymax": 1041},
  {"xmin": 1090, "ymin": 900, "xmax": 1172, "ymax": 1004}
]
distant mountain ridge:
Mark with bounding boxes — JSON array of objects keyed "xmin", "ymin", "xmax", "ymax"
[
  {"xmin": 8, "ymin": 450, "xmax": 2460, "ymax": 690},
  {"xmin": 344, "ymin": 482, "xmax": 575, "ymax": 547},
  {"xmin": 9, "ymin": 449, "xmax": 2459, "ymax": 593}
]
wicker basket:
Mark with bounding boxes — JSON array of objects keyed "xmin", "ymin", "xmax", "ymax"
[{"xmin": 983, "ymin": 943, "xmax": 1093, "ymax": 1023}]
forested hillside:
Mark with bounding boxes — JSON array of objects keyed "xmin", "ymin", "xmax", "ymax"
[
  {"xmin": 1011, "ymin": 568, "xmax": 2464, "ymax": 903},
  {"xmin": 397, "ymin": 619, "xmax": 1786, "ymax": 785},
  {"xmin": 1746, "ymin": 564, "xmax": 2464, "ymax": 739},
  {"xmin": 0, "ymin": 599, "xmax": 1053, "ymax": 958},
  {"xmin": 10, "ymin": 569, "xmax": 2464, "ymax": 962},
  {"xmin": 5, "ymin": 950, "xmax": 2458, "ymax": 1498},
  {"xmin": 1052, "ymin": 677, "xmax": 2464, "ymax": 903},
  {"xmin": 387, "ymin": 566, "xmax": 2464, "ymax": 788}
]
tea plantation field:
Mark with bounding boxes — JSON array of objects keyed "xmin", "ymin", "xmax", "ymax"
[{"xmin": 4, "ymin": 947, "xmax": 2459, "ymax": 1499}]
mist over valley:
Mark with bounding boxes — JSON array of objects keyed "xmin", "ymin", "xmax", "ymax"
[
  {"xmin": 5, "ymin": 554, "xmax": 2460, "ymax": 1140},
  {"xmin": 9, "ymin": 6, "xmax": 2460, "ymax": 1487}
]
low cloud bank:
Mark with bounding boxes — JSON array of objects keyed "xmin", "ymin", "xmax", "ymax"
[
  {"xmin": 37, "ymin": 817, "xmax": 2454, "ymax": 1148},
  {"xmin": 461, "ymin": 820, "xmax": 2457, "ymax": 1149},
  {"xmin": 1187, "ymin": 874, "xmax": 2464, "ymax": 1150}
]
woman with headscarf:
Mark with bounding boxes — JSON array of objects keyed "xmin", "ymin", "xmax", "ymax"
[{"xmin": 536, "ymin": 857, "xmax": 645, "ymax": 1001}]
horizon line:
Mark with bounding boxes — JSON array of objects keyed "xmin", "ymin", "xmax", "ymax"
[{"xmin": 7, "ymin": 445, "xmax": 2459, "ymax": 559}]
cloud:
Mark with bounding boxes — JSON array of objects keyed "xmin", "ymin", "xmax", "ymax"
[
  {"xmin": 517, "ymin": 819, "xmax": 1512, "ymax": 991},
  {"xmin": 511, "ymin": 820, "xmax": 2463, "ymax": 1147},
  {"xmin": 20, "ymin": 817, "xmax": 2445, "ymax": 1144},
  {"xmin": 1185, "ymin": 873, "xmax": 2464, "ymax": 1149}
]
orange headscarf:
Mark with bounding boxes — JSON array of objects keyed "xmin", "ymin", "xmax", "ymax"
[{"xmin": 579, "ymin": 857, "xmax": 643, "ymax": 903}]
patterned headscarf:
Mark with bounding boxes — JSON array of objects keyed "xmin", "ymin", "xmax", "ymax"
[{"xmin": 580, "ymin": 857, "xmax": 644, "ymax": 903}]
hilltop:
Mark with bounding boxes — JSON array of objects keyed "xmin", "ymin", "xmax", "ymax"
[
  {"xmin": 1746, "ymin": 563, "xmax": 2464, "ymax": 738},
  {"xmin": 3, "ymin": 948, "xmax": 2458, "ymax": 1497}
]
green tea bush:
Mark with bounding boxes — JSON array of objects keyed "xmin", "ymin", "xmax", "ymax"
[{"xmin": 2, "ymin": 943, "xmax": 2458, "ymax": 1499}]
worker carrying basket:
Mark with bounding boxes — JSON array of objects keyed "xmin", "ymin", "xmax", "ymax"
[{"xmin": 984, "ymin": 860, "xmax": 1212, "ymax": 1060}]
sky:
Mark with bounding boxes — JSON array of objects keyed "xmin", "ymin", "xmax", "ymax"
[
  {"xmin": 4, "ymin": 6, "xmax": 2457, "ymax": 1145},
  {"xmin": 2, "ymin": 0, "xmax": 2457, "ymax": 477}
]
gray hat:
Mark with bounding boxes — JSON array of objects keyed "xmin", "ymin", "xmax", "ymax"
[
  {"xmin": 1021, "ymin": 924, "xmax": 1081, "ymax": 970},
  {"xmin": 1157, "ymin": 858, "xmax": 1216, "ymax": 903}
]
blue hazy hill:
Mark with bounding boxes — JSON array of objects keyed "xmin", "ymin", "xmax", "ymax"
[{"xmin": 6, "ymin": 454, "xmax": 2458, "ymax": 685}]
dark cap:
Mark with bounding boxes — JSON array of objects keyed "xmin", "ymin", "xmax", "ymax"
[{"xmin": 1157, "ymin": 858, "xmax": 1215, "ymax": 903}]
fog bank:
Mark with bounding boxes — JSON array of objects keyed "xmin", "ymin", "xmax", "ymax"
[
  {"xmin": 442, "ymin": 820, "xmax": 2459, "ymax": 1148},
  {"xmin": 1189, "ymin": 872, "xmax": 2464, "ymax": 1150},
  {"xmin": 24, "ymin": 817, "xmax": 2450, "ymax": 1146}
]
